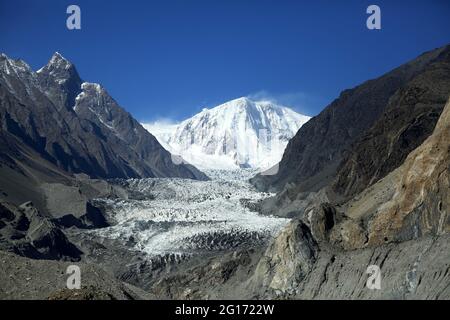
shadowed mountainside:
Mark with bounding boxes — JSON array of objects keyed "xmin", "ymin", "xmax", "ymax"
[
  {"xmin": 251, "ymin": 45, "xmax": 450, "ymax": 194},
  {"xmin": 0, "ymin": 52, "xmax": 207, "ymax": 182}
]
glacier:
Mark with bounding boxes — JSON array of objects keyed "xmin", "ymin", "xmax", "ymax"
[{"xmin": 90, "ymin": 169, "xmax": 289, "ymax": 257}]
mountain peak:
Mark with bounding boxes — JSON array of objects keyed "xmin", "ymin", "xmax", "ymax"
[
  {"xmin": 233, "ymin": 96, "xmax": 252, "ymax": 103},
  {"xmin": 227, "ymin": 96, "xmax": 255, "ymax": 107},
  {"xmin": 81, "ymin": 82, "xmax": 104, "ymax": 93},
  {"xmin": 36, "ymin": 52, "xmax": 83, "ymax": 109},
  {"xmin": 51, "ymin": 51, "xmax": 69, "ymax": 63},
  {"xmin": 0, "ymin": 53, "xmax": 34, "ymax": 78},
  {"xmin": 144, "ymin": 97, "xmax": 311, "ymax": 170},
  {"xmin": 219, "ymin": 97, "xmax": 284, "ymax": 111},
  {"xmin": 38, "ymin": 52, "xmax": 73, "ymax": 73}
]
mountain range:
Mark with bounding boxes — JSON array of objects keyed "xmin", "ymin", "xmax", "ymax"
[
  {"xmin": 1, "ymin": 44, "xmax": 449, "ymax": 300},
  {"xmin": 0, "ymin": 52, "xmax": 207, "ymax": 212}
]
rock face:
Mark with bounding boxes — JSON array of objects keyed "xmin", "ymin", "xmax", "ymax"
[
  {"xmin": 365, "ymin": 97, "xmax": 450, "ymax": 246},
  {"xmin": 36, "ymin": 52, "xmax": 83, "ymax": 110},
  {"xmin": 257, "ymin": 227, "xmax": 450, "ymax": 299},
  {"xmin": 246, "ymin": 98, "xmax": 450, "ymax": 298},
  {"xmin": 251, "ymin": 220, "xmax": 317, "ymax": 295},
  {"xmin": 0, "ymin": 52, "xmax": 207, "ymax": 181},
  {"xmin": 0, "ymin": 201, "xmax": 82, "ymax": 261},
  {"xmin": 332, "ymin": 48, "xmax": 450, "ymax": 200},
  {"xmin": 251, "ymin": 45, "xmax": 450, "ymax": 193}
]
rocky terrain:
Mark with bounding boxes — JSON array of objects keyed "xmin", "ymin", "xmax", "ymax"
[
  {"xmin": 0, "ymin": 250, "xmax": 151, "ymax": 300},
  {"xmin": 148, "ymin": 45, "xmax": 450, "ymax": 299},
  {"xmin": 0, "ymin": 45, "xmax": 449, "ymax": 300}
]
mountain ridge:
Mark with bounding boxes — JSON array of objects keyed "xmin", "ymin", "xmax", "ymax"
[{"xmin": 0, "ymin": 52, "xmax": 207, "ymax": 181}]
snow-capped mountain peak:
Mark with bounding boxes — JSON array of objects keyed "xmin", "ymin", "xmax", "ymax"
[
  {"xmin": 37, "ymin": 52, "xmax": 72, "ymax": 74},
  {"xmin": 144, "ymin": 97, "xmax": 310, "ymax": 171}
]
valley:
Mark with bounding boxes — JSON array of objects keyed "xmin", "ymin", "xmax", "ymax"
[{"xmin": 1, "ymin": 44, "xmax": 449, "ymax": 300}]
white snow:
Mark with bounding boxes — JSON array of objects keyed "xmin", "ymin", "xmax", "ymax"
[
  {"xmin": 81, "ymin": 82, "xmax": 102, "ymax": 92},
  {"xmin": 143, "ymin": 97, "xmax": 310, "ymax": 171}
]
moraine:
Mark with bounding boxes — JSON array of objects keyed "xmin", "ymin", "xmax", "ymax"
[{"xmin": 89, "ymin": 169, "xmax": 289, "ymax": 258}]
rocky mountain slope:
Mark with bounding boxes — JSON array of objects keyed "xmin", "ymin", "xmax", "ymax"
[
  {"xmin": 251, "ymin": 96, "xmax": 450, "ymax": 299},
  {"xmin": 0, "ymin": 201, "xmax": 81, "ymax": 261},
  {"xmin": 144, "ymin": 97, "xmax": 310, "ymax": 170},
  {"xmin": 251, "ymin": 45, "xmax": 450, "ymax": 193},
  {"xmin": 0, "ymin": 52, "xmax": 206, "ymax": 183},
  {"xmin": 332, "ymin": 48, "xmax": 450, "ymax": 201}
]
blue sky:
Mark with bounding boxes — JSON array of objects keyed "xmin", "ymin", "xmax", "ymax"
[{"xmin": 1, "ymin": 0, "xmax": 449, "ymax": 121}]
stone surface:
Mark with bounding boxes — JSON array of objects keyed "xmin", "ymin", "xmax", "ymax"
[{"xmin": 0, "ymin": 201, "xmax": 82, "ymax": 261}]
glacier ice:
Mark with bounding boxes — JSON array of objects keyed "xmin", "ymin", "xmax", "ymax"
[{"xmin": 90, "ymin": 169, "xmax": 289, "ymax": 257}]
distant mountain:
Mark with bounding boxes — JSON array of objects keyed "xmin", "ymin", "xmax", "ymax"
[
  {"xmin": 0, "ymin": 52, "xmax": 207, "ymax": 184},
  {"xmin": 144, "ymin": 97, "xmax": 310, "ymax": 171}
]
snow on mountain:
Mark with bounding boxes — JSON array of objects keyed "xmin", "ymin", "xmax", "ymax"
[{"xmin": 143, "ymin": 97, "xmax": 310, "ymax": 171}]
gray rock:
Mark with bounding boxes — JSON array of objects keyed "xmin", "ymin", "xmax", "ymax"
[{"xmin": 0, "ymin": 201, "xmax": 82, "ymax": 261}]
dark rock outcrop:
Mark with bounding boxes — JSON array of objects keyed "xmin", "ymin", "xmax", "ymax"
[
  {"xmin": 52, "ymin": 201, "xmax": 109, "ymax": 229},
  {"xmin": 36, "ymin": 52, "xmax": 83, "ymax": 110}
]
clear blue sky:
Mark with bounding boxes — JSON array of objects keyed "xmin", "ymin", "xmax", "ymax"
[{"xmin": 1, "ymin": 0, "xmax": 449, "ymax": 121}]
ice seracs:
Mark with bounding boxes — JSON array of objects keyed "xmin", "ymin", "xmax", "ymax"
[
  {"xmin": 144, "ymin": 97, "xmax": 311, "ymax": 171},
  {"xmin": 93, "ymin": 170, "xmax": 289, "ymax": 256}
]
